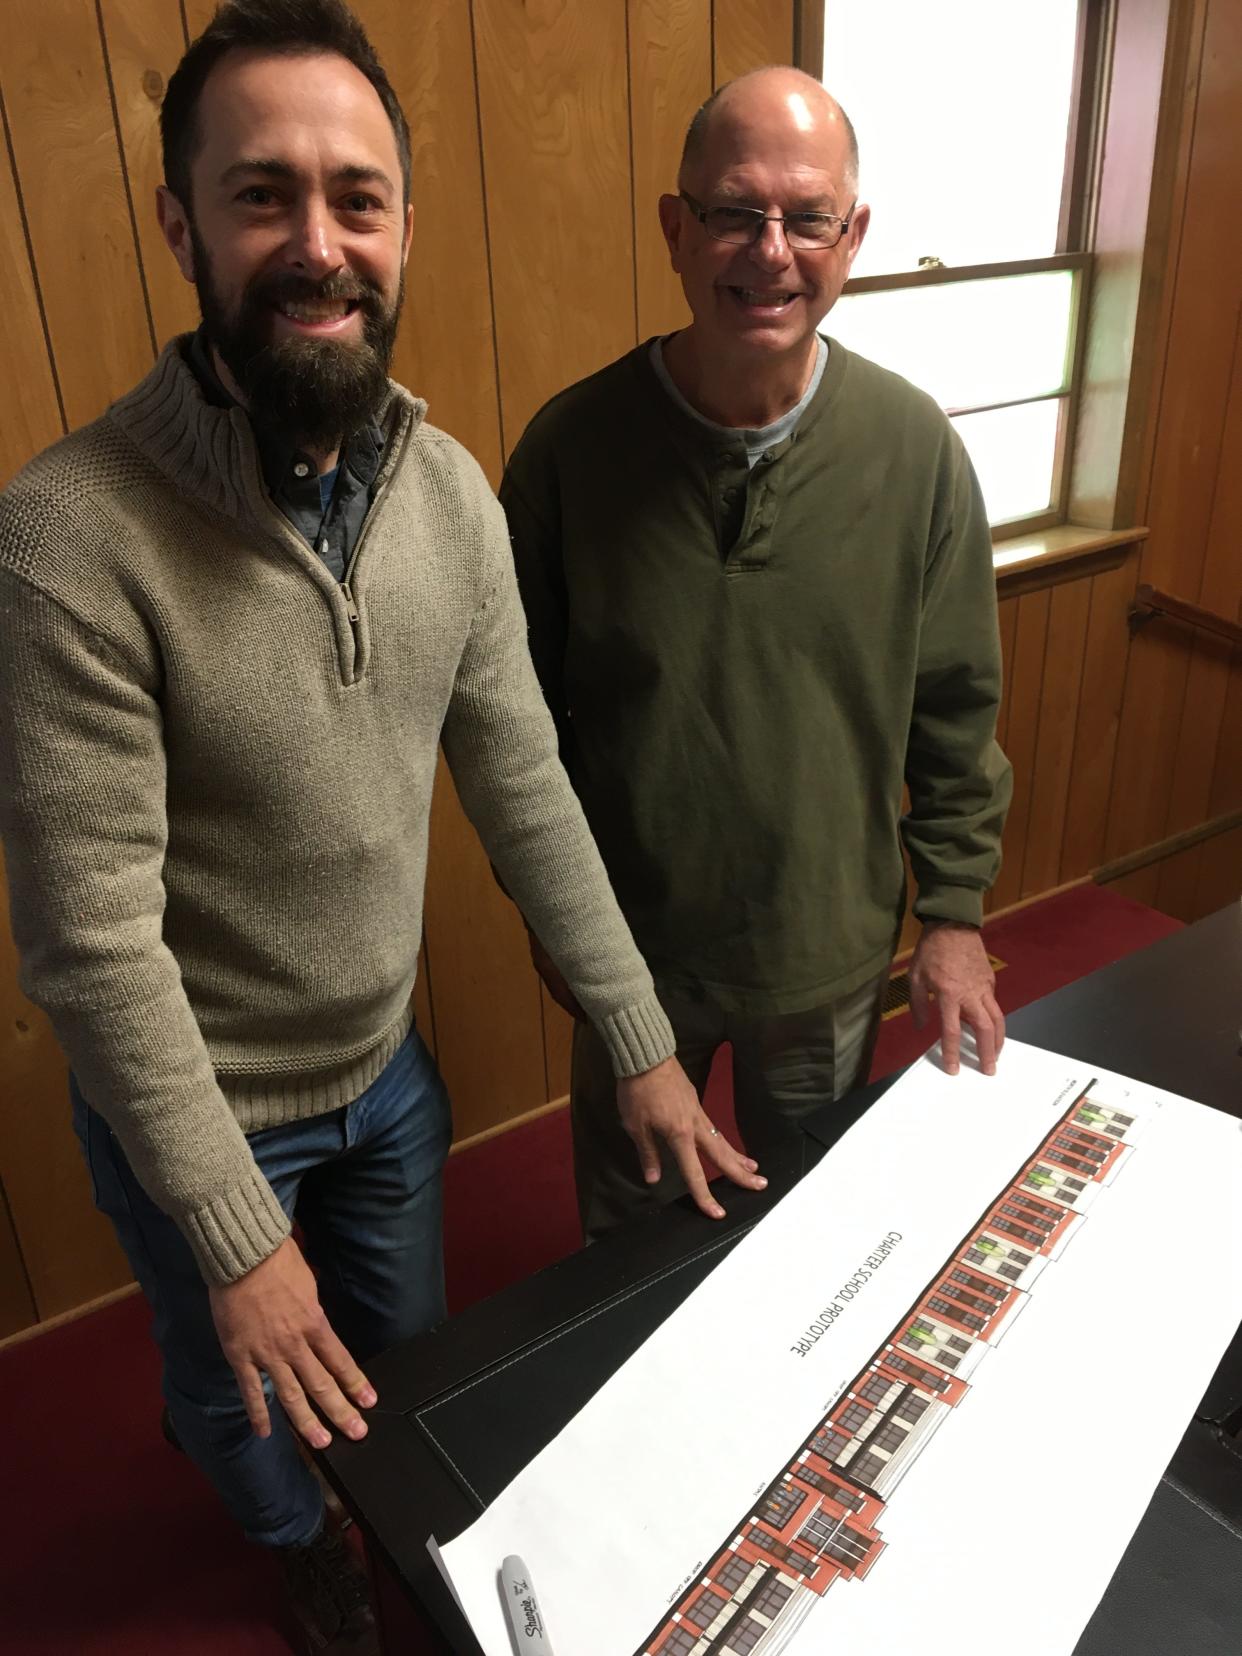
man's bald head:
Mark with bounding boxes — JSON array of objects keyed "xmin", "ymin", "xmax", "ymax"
[{"xmin": 678, "ymin": 67, "xmax": 858, "ymax": 195}]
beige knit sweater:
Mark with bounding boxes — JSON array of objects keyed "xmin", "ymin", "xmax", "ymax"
[{"xmin": 0, "ymin": 340, "xmax": 674, "ymax": 1284}]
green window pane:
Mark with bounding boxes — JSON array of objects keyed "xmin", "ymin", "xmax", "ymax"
[
  {"xmin": 952, "ymin": 400, "xmax": 1063, "ymax": 525},
  {"xmin": 824, "ymin": 0, "xmax": 1080, "ymax": 275},
  {"xmin": 825, "ymin": 270, "xmax": 1075, "ymax": 412}
]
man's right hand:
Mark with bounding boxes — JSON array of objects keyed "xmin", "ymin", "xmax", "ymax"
[
  {"xmin": 208, "ymin": 1236, "xmax": 377, "ymax": 1450},
  {"xmin": 618, "ymin": 1055, "xmax": 767, "ymax": 1219},
  {"xmin": 527, "ymin": 928, "xmax": 585, "ymax": 1021}
]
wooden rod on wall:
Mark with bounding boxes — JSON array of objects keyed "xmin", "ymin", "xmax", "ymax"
[{"xmin": 1129, "ymin": 584, "xmax": 1242, "ymax": 646}]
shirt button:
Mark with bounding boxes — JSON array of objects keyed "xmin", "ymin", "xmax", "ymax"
[{"xmin": 293, "ymin": 461, "xmax": 310, "ymax": 478}]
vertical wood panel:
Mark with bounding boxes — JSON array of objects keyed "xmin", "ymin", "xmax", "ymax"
[
  {"xmin": 0, "ymin": 104, "xmax": 64, "ymax": 485},
  {"xmin": 1022, "ymin": 578, "xmax": 1092, "ymax": 897},
  {"xmin": 421, "ymin": 760, "xmax": 548, "ymax": 1143},
  {"xmin": 1208, "ymin": 655, "xmax": 1242, "ymax": 817},
  {"xmin": 542, "ymin": 989, "xmax": 574, "ymax": 1102},
  {"xmin": 0, "ymin": 1180, "xmax": 37, "ymax": 1340},
  {"xmin": 1152, "ymin": 838, "xmax": 1206, "ymax": 923},
  {"xmin": 1193, "ymin": 823, "xmax": 1242, "ymax": 915},
  {"xmin": 712, "ymin": 0, "xmax": 795, "ymax": 86},
  {"xmin": 180, "ymin": 0, "xmax": 217, "ymax": 36},
  {"xmin": 0, "ymin": 864, "xmax": 131, "ymax": 1318},
  {"xmin": 995, "ymin": 597, "xmax": 1019, "ymax": 752},
  {"xmin": 628, "ymin": 0, "xmax": 709, "ymax": 339},
  {"xmin": 98, "ymin": 0, "xmax": 199, "ymax": 349},
  {"xmin": 990, "ymin": 591, "xmax": 1051, "ymax": 912},
  {"xmin": 1163, "ymin": 306, "xmax": 1242, "ymax": 835},
  {"xmin": 1058, "ymin": 556, "xmax": 1138, "ymax": 881},
  {"xmin": 474, "ymin": 0, "xmax": 636, "ymax": 449},
  {"xmin": 0, "ymin": 0, "xmax": 155, "ymax": 429},
  {"xmin": 367, "ymin": 0, "xmax": 504, "ymax": 482}
]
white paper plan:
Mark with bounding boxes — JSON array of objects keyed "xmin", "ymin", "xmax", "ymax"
[{"xmin": 433, "ymin": 1039, "xmax": 1242, "ymax": 1656}]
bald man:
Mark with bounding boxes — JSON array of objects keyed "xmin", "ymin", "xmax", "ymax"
[{"xmin": 501, "ymin": 68, "xmax": 1013, "ymax": 1236}]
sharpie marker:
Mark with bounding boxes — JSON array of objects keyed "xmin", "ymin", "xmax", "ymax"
[{"xmin": 500, "ymin": 1554, "xmax": 555, "ymax": 1654}]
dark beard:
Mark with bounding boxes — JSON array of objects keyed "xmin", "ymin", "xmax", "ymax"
[{"xmin": 192, "ymin": 231, "xmax": 402, "ymax": 451}]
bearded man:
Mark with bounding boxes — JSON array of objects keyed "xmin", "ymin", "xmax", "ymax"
[{"xmin": 0, "ymin": 4, "xmax": 761, "ymax": 1651}]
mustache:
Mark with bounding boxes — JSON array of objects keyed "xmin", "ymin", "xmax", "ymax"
[{"xmin": 240, "ymin": 270, "xmax": 390, "ymax": 316}]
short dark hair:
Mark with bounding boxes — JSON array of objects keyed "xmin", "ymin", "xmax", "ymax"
[{"xmin": 161, "ymin": 0, "xmax": 411, "ymax": 210}]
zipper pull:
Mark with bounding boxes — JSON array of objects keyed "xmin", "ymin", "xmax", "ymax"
[{"xmin": 340, "ymin": 579, "xmax": 359, "ymax": 625}]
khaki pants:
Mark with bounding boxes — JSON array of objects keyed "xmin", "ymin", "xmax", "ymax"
[{"xmin": 571, "ymin": 971, "xmax": 888, "ymax": 1238}]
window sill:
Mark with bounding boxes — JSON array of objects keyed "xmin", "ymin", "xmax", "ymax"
[{"xmin": 992, "ymin": 523, "xmax": 1147, "ymax": 597}]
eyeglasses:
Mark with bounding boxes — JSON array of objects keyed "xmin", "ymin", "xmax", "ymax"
[{"xmin": 680, "ymin": 191, "xmax": 855, "ymax": 250}]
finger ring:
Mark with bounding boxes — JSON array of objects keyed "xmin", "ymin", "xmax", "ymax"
[{"xmin": 708, "ymin": 1127, "xmax": 720, "ymax": 1137}]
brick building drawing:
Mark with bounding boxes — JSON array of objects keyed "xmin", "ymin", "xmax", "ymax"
[{"xmin": 637, "ymin": 1082, "xmax": 1140, "ymax": 1656}]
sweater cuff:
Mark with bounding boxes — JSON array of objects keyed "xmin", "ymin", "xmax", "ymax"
[
  {"xmin": 180, "ymin": 1169, "xmax": 292, "ymax": 1286},
  {"xmin": 597, "ymin": 994, "xmax": 677, "ymax": 1078},
  {"xmin": 913, "ymin": 882, "xmax": 986, "ymax": 929}
]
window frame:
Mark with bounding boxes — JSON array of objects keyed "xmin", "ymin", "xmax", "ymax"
[{"xmin": 796, "ymin": 0, "xmax": 1142, "ymax": 547}]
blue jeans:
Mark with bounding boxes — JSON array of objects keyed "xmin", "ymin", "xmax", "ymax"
[{"xmin": 72, "ymin": 1028, "xmax": 451, "ymax": 1548}]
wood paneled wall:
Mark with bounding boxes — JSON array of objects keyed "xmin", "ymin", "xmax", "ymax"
[{"xmin": 0, "ymin": 0, "xmax": 1237, "ymax": 1341}]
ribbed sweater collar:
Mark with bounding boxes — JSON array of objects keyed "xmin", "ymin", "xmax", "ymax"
[{"xmin": 107, "ymin": 335, "xmax": 425, "ymax": 524}]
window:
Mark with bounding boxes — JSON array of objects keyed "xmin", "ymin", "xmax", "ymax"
[
  {"xmin": 872, "ymin": 1421, "xmax": 907, "ymax": 1454},
  {"xmin": 849, "ymin": 1451, "xmax": 886, "ymax": 1487},
  {"xmin": 1063, "ymin": 1179, "xmax": 1086, "ymax": 1193},
  {"xmin": 886, "ymin": 1354, "xmax": 948, "ymax": 1391},
  {"xmin": 930, "ymin": 1297, "xmax": 985, "ymax": 1332},
  {"xmin": 715, "ymin": 1553, "xmax": 752, "ymax": 1595},
  {"xmin": 753, "ymin": 1576, "xmax": 794, "ymax": 1619},
  {"xmin": 1001, "ymin": 1202, "xmax": 1053, "ymax": 1232},
  {"xmin": 1046, "ymin": 1147, "xmax": 1096, "ymax": 1176},
  {"xmin": 656, "ymin": 1628, "xmax": 698, "ymax": 1656},
  {"xmin": 836, "ymin": 1401, "xmax": 872, "ymax": 1434},
  {"xmin": 993, "ymin": 1217, "xmax": 1043, "ymax": 1246},
  {"xmin": 687, "ymin": 1588, "xmax": 726, "ymax": 1630},
  {"xmin": 811, "ymin": 1428, "xmax": 850, "ymax": 1463},
  {"xmin": 725, "ymin": 1615, "xmax": 767, "ymax": 1654},
  {"xmin": 817, "ymin": 1, "xmax": 1091, "ymax": 532},
  {"xmin": 895, "ymin": 1392, "xmax": 930, "ymax": 1425},
  {"xmin": 812, "ymin": 1522, "xmax": 875, "ymax": 1568},
  {"xmin": 749, "ymin": 1527, "xmax": 799, "ymax": 1568},
  {"xmin": 795, "ymin": 1466, "xmax": 865, "ymax": 1512},
  {"xmin": 762, "ymin": 1483, "xmax": 806, "ymax": 1530},
  {"xmin": 950, "ymin": 1268, "xmax": 1007, "ymax": 1300},
  {"xmin": 1009, "ymin": 1249, "xmax": 1033, "ymax": 1266},
  {"xmin": 947, "ymin": 1334, "xmax": 971, "ymax": 1355},
  {"xmin": 860, "ymin": 1373, "xmax": 891, "ymax": 1405}
]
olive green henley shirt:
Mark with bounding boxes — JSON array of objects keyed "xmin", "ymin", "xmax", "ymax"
[{"xmin": 502, "ymin": 338, "xmax": 1013, "ymax": 1016}]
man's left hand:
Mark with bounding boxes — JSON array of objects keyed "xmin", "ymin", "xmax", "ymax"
[{"xmin": 909, "ymin": 922, "xmax": 1005, "ymax": 1076}]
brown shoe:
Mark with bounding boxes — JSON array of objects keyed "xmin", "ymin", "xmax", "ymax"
[{"xmin": 278, "ymin": 1522, "xmax": 378, "ymax": 1654}]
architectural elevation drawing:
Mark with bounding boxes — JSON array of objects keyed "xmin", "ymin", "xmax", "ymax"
[
  {"xmin": 433, "ymin": 1042, "xmax": 1242, "ymax": 1656},
  {"xmin": 636, "ymin": 1086, "xmax": 1140, "ymax": 1656}
]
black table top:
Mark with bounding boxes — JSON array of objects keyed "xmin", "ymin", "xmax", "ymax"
[{"xmin": 322, "ymin": 902, "xmax": 1242, "ymax": 1655}]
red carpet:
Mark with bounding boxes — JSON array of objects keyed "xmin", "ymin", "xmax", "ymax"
[{"xmin": 0, "ymin": 885, "xmax": 1182, "ymax": 1653}]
